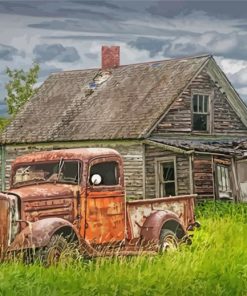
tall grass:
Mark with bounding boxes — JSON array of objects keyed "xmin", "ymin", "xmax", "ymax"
[{"xmin": 1, "ymin": 202, "xmax": 247, "ymax": 296}]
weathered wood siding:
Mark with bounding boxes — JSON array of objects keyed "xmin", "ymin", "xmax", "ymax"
[
  {"xmin": 193, "ymin": 154, "xmax": 214, "ymax": 198},
  {"xmin": 213, "ymin": 88, "xmax": 247, "ymax": 135},
  {"xmin": 1, "ymin": 141, "xmax": 144, "ymax": 199},
  {"xmin": 145, "ymin": 145, "xmax": 191, "ymax": 198},
  {"xmin": 152, "ymin": 68, "xmax": 247, "ymax": 136}
]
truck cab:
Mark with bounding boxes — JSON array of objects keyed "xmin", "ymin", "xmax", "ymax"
[{"xmin": 0, "ymin": 148, "xmax": 197, "ymax": 263}]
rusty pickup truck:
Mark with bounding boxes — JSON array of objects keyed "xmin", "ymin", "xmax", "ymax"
[{"xmin": 0, "ymin": 148, "xmax": 198, "ymax": 263}]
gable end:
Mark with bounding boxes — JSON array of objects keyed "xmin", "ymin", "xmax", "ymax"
[{"xmin": 151, "ymin": 58, "xmax": 247, "ymax": 137}]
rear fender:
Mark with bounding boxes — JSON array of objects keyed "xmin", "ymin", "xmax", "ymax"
[
  {"xmin": 8, "ymin": 217, "xmax": 80, "ymax": 252},
  {"xmin": 140, "ymin": 210, "xmax": 186, "ymax": 243}
]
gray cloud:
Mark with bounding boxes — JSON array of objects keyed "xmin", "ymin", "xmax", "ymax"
[
  {"xmin": 0, "ymin": 44, "xmax": 23, "ymax": 61},
  {"xmin": 128, "ymin": 31, "xmax": 247, "ymax": 60},
  {"xmin": 71, "ymin": 0, "xmax": 120, "ymax": 10},
  {"xmin": 228, "ymin": 68, "xmax": 247, "ymax": 89},
  {"xmin": 38, "ymin": 64, "xmax": 63, "ymax": 79},
  {"xmin": 84, "ymin": 52, "xmax": 99, "ymax": 60},
  {"xmin": 0, "ymin": 73, "xmax": 8, "ymax": 115},
  {"xmin": 43, "ymin": 34, "xmax": 130, "ymax": 42},
  {"xmin": 0, "ymin": 0, "xmax": 126, "ymax": 19},
  {"xmin": 33, "ymin": 44, "xmax": 80, "ymax": 63},
  {"xmin": 147, "ymin": 1, "xmax": 247, "ymax": 19},
  {"xmin": 128, "ymin": 37, "xmax": 166, "ymax": 58}
]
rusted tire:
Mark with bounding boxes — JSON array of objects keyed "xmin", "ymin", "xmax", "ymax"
[
  {"xmin": 36, "ymin": 235, "xmax": 79, "ymax": 266},
  {"xmin": 159, "ymin": 229, "xmax": 178, "ymax": 252}
]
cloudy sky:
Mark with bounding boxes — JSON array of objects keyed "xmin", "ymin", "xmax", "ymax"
[{"xmin": 1, "ymin": 0, "xmax": 247, "ymax": 116}]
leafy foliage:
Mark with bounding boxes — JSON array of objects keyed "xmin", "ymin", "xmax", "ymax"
[
  {"xmin": 0, "ymin": 117, "xmax": 10, "ymax": 131},
  {"xmin": 4, "ymin": 64, "xmax": 40, "ymax": 116},
  {"xmin": 1, "ymin": 202, "xmax": 247, "ymax": 295}
]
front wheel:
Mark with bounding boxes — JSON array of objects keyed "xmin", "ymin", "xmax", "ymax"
[
  {"xmin": 37, "ymin": 235, "xmax": 79, "ymax": 266},
  {"xmin": 159, "ymin": 229, "xmax": 178, "ymax": 252}
]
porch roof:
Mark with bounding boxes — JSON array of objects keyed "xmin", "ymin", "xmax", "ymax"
[{"xmin": 147, "ymin": 138, "xmax": 245, "ymax": 156}]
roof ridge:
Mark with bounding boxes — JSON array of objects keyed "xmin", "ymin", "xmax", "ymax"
[{"xmin": 49, "ymin": 54, "xmax": 212, "ymax": 77}]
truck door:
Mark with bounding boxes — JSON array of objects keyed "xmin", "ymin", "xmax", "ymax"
[{"xmin": 85, "ymin": 157, "xmax": 125, "ymax": 245}]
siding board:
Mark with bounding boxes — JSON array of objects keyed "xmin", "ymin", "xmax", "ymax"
[{"xmin": 193, "ymin": 155, "xmax": 214, "ymax": 196}]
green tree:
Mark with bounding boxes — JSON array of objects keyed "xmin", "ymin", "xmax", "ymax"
[
  {"xmin": 0, "ymin": 117, "xmax": 10, "ymax": 130},
  {"xmin": 5, "ymin": 63, "xmax": 40, "ymax": 116}
]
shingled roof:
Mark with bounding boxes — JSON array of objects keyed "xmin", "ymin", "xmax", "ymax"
[{"xmin": 2, "ymin": 55, "xmax": 210, "ymax": 144}]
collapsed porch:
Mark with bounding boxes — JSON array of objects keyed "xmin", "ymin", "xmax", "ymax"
[{"xmin": 145, "ymin": 138, "xmax": 246, "ymax": 202}]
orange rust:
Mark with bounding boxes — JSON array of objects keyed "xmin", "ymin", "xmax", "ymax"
[
  {"xmin": 0, "ymin": 195, "xmax": 9, "ymax": 259},
  {"xmin": 12, "ymin": 148, "xmax": 120, "ymax": 165}
]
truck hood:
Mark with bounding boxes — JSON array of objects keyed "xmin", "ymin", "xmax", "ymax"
[
  {"xmin": 7, "ymin": 183, "xmax": 79, "ymax": 201},
  {"xmin": 7, "ymin": 183, "xmax": 80, "ymax": 223}
]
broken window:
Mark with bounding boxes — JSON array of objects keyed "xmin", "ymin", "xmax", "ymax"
[
  {"xmin": 192, "ymin": 94, "xmax": 209, "ymax": 131},
  {"xmin": 13, "ymin": 160, "xmax": 81, "ymax": 187},
  {"xmin": 216, "ymin": 165, "xmax": 232, "ymax": 199},
  {"xmin": 157, "ymin": 159, "xmax": 177, "ymax": 197},
  {"xmin": 90, "ymin": 161, "xmax": 119, "ymax": 186},
  {"xmin": 237, "ymin": 161, "xmax": 247, "ymax": 202}
]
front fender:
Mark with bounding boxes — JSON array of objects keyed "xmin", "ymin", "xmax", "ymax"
[
  {"xmin": 8, "ymin": 218, "xmax": 80, "ymax": 251},
  {"xmin": 140, "ymin": 210, "xmax": 186, "ymax": 243}
]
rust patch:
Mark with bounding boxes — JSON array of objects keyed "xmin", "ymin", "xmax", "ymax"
[
  {"xmin": 8, "ymin": 217, "xmax": 80, "ymax": 251},
  {"xmin": 8, "ymin": 183, "xmax": 79, "ymax": 224},
  {"xmin": 12, "ymin": 148, "xmax": 120, "ymax": 167},
  {"xmin": 85, "ymin": 190, "xmax": 126, "ymax": 244},
  {"xmin": 0, "ymin": 195, "xmax": 9, "ymax": 258},
  {"xmin": 126, "ymin": 195, "xmax": 196, "ymax": 239}
]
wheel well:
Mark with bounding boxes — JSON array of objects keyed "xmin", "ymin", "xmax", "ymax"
[
  {"xmin": 53, "ymin": 226, "xmax": 79, "ymax": 243},
  {"xmin": 162, "ymin": 220, "xmax": 185, "ymax": 239}
]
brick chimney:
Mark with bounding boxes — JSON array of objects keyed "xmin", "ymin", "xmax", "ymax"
[{"xmin": 101, "ymin": 45, "xmax": 120, "ymax": 69}]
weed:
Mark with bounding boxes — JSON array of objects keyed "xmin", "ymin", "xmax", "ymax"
[{"xmin": 0, "ymin": 202, "xmax": 246, "ymax": 296}]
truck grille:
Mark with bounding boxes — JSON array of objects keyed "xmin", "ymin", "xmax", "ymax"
[{"xmin": 0, "ymin": 195, "xmax": 9, "ymax": 258}]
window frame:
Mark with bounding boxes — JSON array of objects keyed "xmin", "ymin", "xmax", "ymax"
[
  {"xmin": 155, "ymin": 156, "xmax": 177, "ymax": 198},
  {"xmin": 191, "ymin": 91, "xmax": 212, "ymax": 133},
  {"xmin": 87, "ymin": 157, "xmax": 123, "ymax": 190},
  {"xmin": 216, "ymin": 164, "xmax": 233, "ymax": 199},
  {"xmin": 11, "ymin": 159, "xmax": 83, "ymax": 188}
]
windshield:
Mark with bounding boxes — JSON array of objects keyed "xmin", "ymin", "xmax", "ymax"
[{"xmin": 12, "ymin": 160, "xmax": 82, "ymax": 187}]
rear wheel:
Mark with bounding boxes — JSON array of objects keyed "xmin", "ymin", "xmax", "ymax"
[{"xmin": 159, "ymin": 229, "xmax": 178, "ymax": 252}]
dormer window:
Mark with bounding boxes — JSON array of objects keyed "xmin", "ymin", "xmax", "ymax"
[{"xmin": 192, "ymin": 94, "xmax": 209, "ymax": 132}]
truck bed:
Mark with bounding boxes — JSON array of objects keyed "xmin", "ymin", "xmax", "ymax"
[{"xmin": 126, "ymin": 194, "xmax": 196, "ymax": 239}]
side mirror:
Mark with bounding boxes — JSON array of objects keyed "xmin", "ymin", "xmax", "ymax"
[{"xmin": 91, "ymin": 174, "xmax": 102, "ymax": 185}]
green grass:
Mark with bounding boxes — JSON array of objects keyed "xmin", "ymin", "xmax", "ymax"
[{"xmin": 1, "ymin": 201, "xmax": 247, "ymax": 296}]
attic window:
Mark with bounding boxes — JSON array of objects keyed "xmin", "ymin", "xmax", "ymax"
[{"xmin": 192, "ymin": 94, "xmax": 209, "ymax": 132}]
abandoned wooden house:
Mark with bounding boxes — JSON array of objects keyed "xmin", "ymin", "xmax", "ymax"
[{"xmin": 1, "ymin": 46, "xmax": 247, "ymax": 201}]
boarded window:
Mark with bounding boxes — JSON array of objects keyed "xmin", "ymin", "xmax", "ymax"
[
  {"xmin": 156, "ymin": 159, "xmax": 177, "ymax": 197},
  {"xmin": 192, "ymin": 94, "xmax": 209, "ymax": 131},
  {"xmin": 90, "ymin": 161, "xmax": 119, "ymax": 186},
  {"xmin": 216, "ymin": 165, "xmax": 232, "ymax": 199}
]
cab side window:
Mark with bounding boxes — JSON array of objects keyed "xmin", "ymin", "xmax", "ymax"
[{"xmin": 90, "ymin": 161, "xmax": 119, "ymax": 186}]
